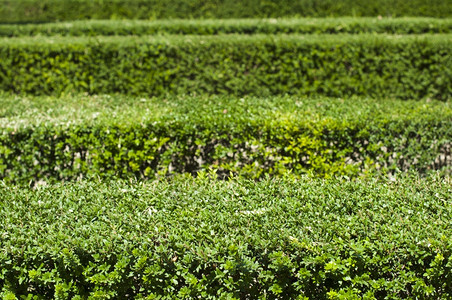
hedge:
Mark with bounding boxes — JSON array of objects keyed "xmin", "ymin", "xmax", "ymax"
[
  {"xmin": 1, "ymin": 34, "xmax": 451, "ymax": 100},
  {"xmin": 1, "ymin": 94, "xmax": 451, "ymax": 185},
  {"xmin": 1, "ymin": 175, "xmax": 451, "ymax": 298},
  {"xmin": 1, "ymin": 0, "xmax": 452, "ymax": 23},
  {"xmin": 2, "ymin": 18, "xmax": 452, "ymax": 37}
]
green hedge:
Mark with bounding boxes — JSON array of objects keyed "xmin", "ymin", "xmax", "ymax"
[
  {"xmin": 1, "ymin": 175, "xmax": 451, "ymax": 298},
  {"xmin": 2, "ymin": 18, "xmax": 452, "ymax": 37},
  {"xmin": 1, "ymin": 94, "xmax": 451, "ymax": 184},
  {"xmin": 1, "ymin": 34, "xmax": 451, "ymax": 99},
  {"xmin": 1, "ymin": 0, "xmax": 452, "ymax": 23}
]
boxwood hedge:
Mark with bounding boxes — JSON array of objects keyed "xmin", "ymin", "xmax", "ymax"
[
  {"xmin": 2, "ymin": 18, "xmax": 452, "ymax": 37},
  {"xmin": 1, "ymin": 94, "xmax": 451, "ymax": 185},
  {"xmin": 1, "ymin": 0, "xmax": 451, "ymax": 24},
  {"xmin": 1, "ymin": 34, "xmax": 451, "ymax": 99},
  {"xmin": 0, "ymin": 175, "xmax": 451, "ymax": 298}
]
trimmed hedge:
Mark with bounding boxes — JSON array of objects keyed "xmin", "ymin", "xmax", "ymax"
[
  {"xmin": 1, "ymin": 94, "xmax": 451, "ymax": 184},
  {"xmin": 1, "ymin": 0, "xmax": 452, "ymax": 24},
  {"xmin": 1, "ymin": 175, "xmax": 451, "ymax": 298},
  {"xmin": 2, "ymin": 18, "xmax": 452, "ymax": 37},
  {"xmin": 1, "ymin": 34, "xmax": 451, "ymax": 99}
]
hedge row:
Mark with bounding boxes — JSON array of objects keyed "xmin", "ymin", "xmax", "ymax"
[
  {"xmin": 1, "ymin": 34, "xmax": 451, "ymax": 99},
  {"xmin": 3, "ymin": 18, "xmax": 452, "ymax": 37},
  {"xmin": 1, "ymin": 94, "xmax": 451, "ymax": 184},
  {"xmin": 1, "ymin": 0, "xmax": 452, "ymax": 23},
  {"xmin": 1, "ymin": 175, "xmax": 451, "ymax": 298}
]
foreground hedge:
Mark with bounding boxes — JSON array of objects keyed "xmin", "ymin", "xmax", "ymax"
[
  {"xmin": 1, "ymin": 34, "xmax": 451, "ymax": 99},
  {"xmin": 1, "ymin": 95, "xmax": 451, "ymax": 184},
  {"xmin": 1, "ymin": 175, "xmax": 451, "ymax": 298},
  {"xmin": 2, "ymin": 18, "xmax": 452, "ymax": 37},
  {"xmin": 1, "ymin": 0, "xmax": 452, "ymax": 23}
]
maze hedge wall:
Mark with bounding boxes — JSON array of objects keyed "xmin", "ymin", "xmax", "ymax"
[
  {"xmin": 1, "ymin": 0, "xmax": 452, "ymax": 23},
  {"xmin": 1, "ymin": 176, "xmax": 451, "ymax": 298},
  {"xmin": 1, "ymin": 34, "xmax": 451, "ymax": 100},
  {"xmin": 2, "ymin": 18, "xmax": 452, "ymax": 37},
  {"xmin": 1, "ymin": 95, "xmax": 451, "ymax": 185}
]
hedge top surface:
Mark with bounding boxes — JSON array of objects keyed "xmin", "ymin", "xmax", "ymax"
[
  {"xmin": 1, "ymin": 175, "xmax": 451, "ymax": 253},
  {"xmin": 2, "ymin": 32, "xmax": 452, "ymax": 47},
  {"xmin": 1, "ymin": 94, "xmax": 451, "ymax": 129},
  {"xmin": 2, "ymin": 17, "xmax": 452, "ymax": 36},
  {"xmin": 1, "ymin": 174, "xmax": 452, "ymax": 295},
  {"xmin": 1, "ymin": 175, "xmax": 451, "ymax": 298}
]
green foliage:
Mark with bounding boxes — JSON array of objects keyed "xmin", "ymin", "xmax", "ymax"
[
  {"xmin": 2, "ymin": 17, "xmax": 452, "ymax": 37},
  {"xmin": 1, "ymin": 95, "xmax": 451, "ymax": 184},
  {"xmin": 1, "ymin": 8, "xmax": 451, "ymax": 298},
  {"xmin": 0, "ymin": 175, "xmax": 451, "ymax": 298},
  {"xmin": 1, "ymin": 0, "xmax": 452, "ymax": 23},
  {"xmin": 0, "ymin": 34, "xmax": 451, "ymax": 100}
]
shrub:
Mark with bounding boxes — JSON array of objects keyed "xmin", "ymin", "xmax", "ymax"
[
  {"xmin": 1, "ymin": 175, "xmax": 451, "ymax": 298},
  {"xmin": 1, "ymin": 34, "xmax": 451, "ymax": 100},
  {"xmin": 1, "ymin": 95, "xmax": 451, "ymax": 184}
]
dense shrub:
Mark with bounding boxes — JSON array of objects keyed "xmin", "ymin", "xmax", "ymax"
[
  {"xmin": 1, "ymin": 0, "xmax": 452, "ymax": 24},
  {"xmin": 2, "ymin": 18, "xmax": 452, "ymax": 37},
  {"xmin": 1, "ymin": 95, "xmax": 451, "ymax": 184},
  {"xmin": 1, "ymin": 175, "xmax": 451, "ymax": 298},
  {"xmin": 1, "ymin": 34, "xmax": 451, "ymax": 99}
]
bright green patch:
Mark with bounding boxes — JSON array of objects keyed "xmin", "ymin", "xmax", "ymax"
[{"xmin": 0, "ymin": 175, "xmax": 451, "ymax": 298}]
